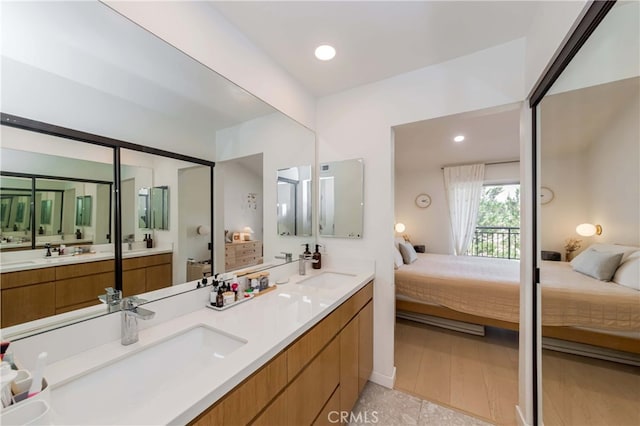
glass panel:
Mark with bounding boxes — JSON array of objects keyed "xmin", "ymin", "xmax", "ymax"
[
  {"xmin": 538, "ymin": 3, "xmax": 639, "ymax": 424},
  {"xmin": 0, "ymin": 176, "xmax": 32, "ymax": 248},
  {"xmin": 276, "ymin": 165, "xmax": 312, "ymax": 237},
  {"xmin": 319, "ymin": 158, "xmax": 364, "ymax": 238}
]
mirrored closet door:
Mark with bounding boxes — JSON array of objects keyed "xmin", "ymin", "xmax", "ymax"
[{"xmin": 536, "ymin": 2, "xmax": 639, "ymax": 424}]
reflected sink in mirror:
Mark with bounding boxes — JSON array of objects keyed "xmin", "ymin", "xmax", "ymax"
[
  {"xmin": 298, "ymin": 271, "xmax": 357, "ymax": 290},
  {"xmin": 50, "ymin": 325, "xmax": 246, "ymax": 424}
]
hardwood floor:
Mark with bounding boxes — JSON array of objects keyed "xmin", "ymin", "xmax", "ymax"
[{"xmin": 394, "ymin": 319, "xmax": 640, "ymax": 426}]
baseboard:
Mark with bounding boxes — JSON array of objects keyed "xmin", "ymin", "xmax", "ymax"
[
  {"xmin": 542, "ymin": 337, "xmax": 640, "ymax": 366},
  {"xmin": 515, "ymin": 405, "xmax": 529, "ymax": 426},
  {"xmin": 369, "ymin": 366, "xmax": 396, "ymax": 389},
  {"xmin": 397, "ymin": 311, "xmax": 485, "ymax": 336}
]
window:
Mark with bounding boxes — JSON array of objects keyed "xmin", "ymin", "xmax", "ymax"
[{"xmin": 469, "ymin": 184, "xmax": 520, "ymax": 259}]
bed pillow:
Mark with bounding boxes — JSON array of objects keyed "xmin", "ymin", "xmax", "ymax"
[
  {"xmin": 398, "ymin": 241, "xmax": 418, "ymax": 264},
  {"xmin": 393, "ymin": 245, "xmax": 404, "ymax": 270},
  {"xmin": 571, "ymin": 244, "xmax": 639, "ymax": 265},
  {"xmin": 394, "ymin": 237, "xmax": 406, "ymax": 249},
  {"xmin": 571, "ymin": 248, "xmax": 623, "ymax": 281},
  {"xmin": 612, "ymin": 252, "xmax": 640, "ymax": 291}
]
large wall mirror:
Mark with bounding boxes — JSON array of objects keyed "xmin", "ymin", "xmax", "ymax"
[
  {"xmin": 319, "ymin": 158, "xmax": 364, "ymax": 238},
  {"xmin": 1, "ymin": 1, "xmax": 315, "ymax": 339},
  {"xmin": 535, "ymin": 2, "xmax": 639, "ymax": 424}
]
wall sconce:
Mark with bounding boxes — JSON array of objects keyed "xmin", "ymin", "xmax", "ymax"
[
  {"xmin": 394, "ymin": 223, "xmax": 406, "ymax": 233},
  {"xmin": 576, "ymin": 223, "xmax": 602, "ymax": 237},
  {"xmin": 197, "ymin": 225, "xmax": 210, "ymax": 235}
]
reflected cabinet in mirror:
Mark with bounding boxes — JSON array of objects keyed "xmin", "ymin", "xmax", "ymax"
[
  {"xmin": 319, "ymin": 158, "xmax": 364, "ymax": 238},
  {"xmin": 1, "ymin": 1, "xmax": 315, "ymax": 339}
]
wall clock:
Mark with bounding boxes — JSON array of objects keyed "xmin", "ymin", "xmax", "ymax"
[
  {"xmin": 415, "ymin": 193, "xmax": 432, "ymax": 208},
  {"xmin": 540, "ymin": 186, "xmax": 554, "ymax": 204}
]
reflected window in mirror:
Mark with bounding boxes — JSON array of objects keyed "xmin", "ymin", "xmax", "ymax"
[{"xmin": 319, "ymin": 158, "xmax": 364, "ymax": 238}]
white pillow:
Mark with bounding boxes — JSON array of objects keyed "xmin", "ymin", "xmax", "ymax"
[
  {"xmin": 571, "ymin": 249, "xmax": 623, "ymax": 281},
  {"xmin": 398, "ymin": 241, "xmax": 418, "ymax": 264},
  {"xmin": 571, "ymin": 244, "xmax": 639, "ymax": 265},
  {"xmin": 613, "ymin": 251, "xmax": 640, "ymax": 291},
  {"xmin": 393, "ymin": 245, "xmax": 404, "ymax": 270},
  {"xmin": 394, "ymin": 237, "xmax": 405, "ymax": 249}
]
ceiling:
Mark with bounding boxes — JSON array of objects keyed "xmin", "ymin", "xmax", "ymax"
[
  {"xmin": 210, "ymin": 1, "xmax": 545, "ymax": 96},
  {"xmin": 394, "ymin": 103, "xmax": 521, "ymax": 174},
  {"xmin": 541, "ymin": 77, "xmax": 639, "ymax": 157}
]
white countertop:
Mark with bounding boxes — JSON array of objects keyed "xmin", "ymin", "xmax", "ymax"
[
  {"xmin": 43, "ymin": 266, "xmax": 374, "ymax": 425},
  {"xmin": 0, "ymin": 246, "xmax": 172, "ymax": 273}
]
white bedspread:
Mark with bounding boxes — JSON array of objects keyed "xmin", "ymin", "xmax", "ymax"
[{"xmin": 395, "ymin": 253, "xmax": 640, "ymax": 331}]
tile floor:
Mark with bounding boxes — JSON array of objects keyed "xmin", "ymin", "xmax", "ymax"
[{"xmin": 350, "ymin": 382, "xmax": 492, "ymax": 425}]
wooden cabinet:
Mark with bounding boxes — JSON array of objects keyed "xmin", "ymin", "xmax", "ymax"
[
  {"xmin": 225, "ymin": 241, "xmax": 263, "ymax": 271},
  {"xmin": 1, "ymin": 253, "xmax": 173, "ymax": 327},
  {"xmin": 122, "ymin": 253, "xmax": 173, "ymax": 296},
  {"xmin": 55, "ymin": 259, "xmax": 115, "ymax": 313},
  {"xmin": 191, "ymin": 281, "xmax": 374, "ymax": 426}
]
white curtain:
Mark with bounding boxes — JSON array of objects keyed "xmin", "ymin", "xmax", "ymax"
[{"xmin": 443, "ymin": 164, "xmax": 485, "ymax": 255}]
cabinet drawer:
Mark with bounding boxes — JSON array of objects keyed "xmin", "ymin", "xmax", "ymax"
[
  {"xmin": 287, "ymin": 306, "xmax": 341, "ymax": 379},
  {"xmin": 222, "ymin": 350, "xmax": 287, "ymax": 426},
  {"xmin": 55, "ymin": 259, "xmax": 114, "ymax": 280},
  {"xmin": 287, "ymin": 337, "xmax": 340, "ymax": 426},
  {"xmin": 55, "ymin": 271, "xmax": 115, "ymax": 309},
  {"xmin": 313, "ymin": 386, "xmax": 341, "ymax": 426},
  {"xmin": 1, "ymin": 268, "xmax": 56, "ymax": 290},
  {"xmin": 123, "ymin": 253, "xmax": 172, "ymax": 271},
  {"xmin": 336, "ymin": 282, "xmax": 373, "ymax": 329},
  {"xmin": 123, "ymin": 268, "xmax": 146, "ymax": 297},
  {"xmin": 1, "ymin": 282, "xmax": 55, "ymax": 327},
  {"xmin": 146, "ymin": 264, "xmax": 172, "ymax": 292}
]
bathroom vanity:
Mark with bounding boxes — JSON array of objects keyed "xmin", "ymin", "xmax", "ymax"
[{"xmin": 5, "ymin": 263, "xmax": 374, "ymax": 425}]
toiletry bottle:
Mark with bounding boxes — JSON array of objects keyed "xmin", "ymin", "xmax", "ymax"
[
  {"xmin": 75, "ymin": 229, "xmax": 82, "ymax": 239},
  {"xmin": 146, "ymin": 233, "xmax": 153, "ymax": 249},
  {"xmin": 302, "ymin": 243, "xmax": 311, "ymax": 257},
  {"xmin": 210, "ymin": 287, "xmax": 217, "ymax": 305},
  {"xmin": 216, "ymin": 289, "xmax": 224, "ymax": 307},
  {"xmin": 312, "ymin": 244, "xmax": 322, "ymax": 269}
]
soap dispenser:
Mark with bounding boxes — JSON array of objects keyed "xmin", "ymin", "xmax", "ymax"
[
  {"xmin": 302, "ymin": 243, "xmax": 311, "ymax": 257},
  {"xmin": 312, "ymin": 244, "xmax": 322, "ymax": 269}
]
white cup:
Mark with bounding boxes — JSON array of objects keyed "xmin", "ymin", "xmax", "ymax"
[{"xmin": 11, "ymin": 370, "xmax": 32, "ymax": 395}]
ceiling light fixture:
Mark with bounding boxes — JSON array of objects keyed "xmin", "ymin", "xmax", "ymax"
[
  {"xmin": 454, "ymin": 135, "xmax": 465, "ymax": 142},
  {"xmin": 315, "ymin": 44, "xmax": 336, "ymax": 61}
]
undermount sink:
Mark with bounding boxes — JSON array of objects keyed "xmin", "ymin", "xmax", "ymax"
[
  {"xmin": 298, "ymin": 271, "xmax": 357, "ymax": 289},
  {"xmin": 51, "ymin": 325, "xmax": 247, "ymax": 425}
]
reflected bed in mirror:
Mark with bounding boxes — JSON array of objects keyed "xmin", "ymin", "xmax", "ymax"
[
  {"xmin": 1, "ymin": 0, "xmax": 315, "ymax": 340},
  {"xmin": 319, "ymin": 158, "xmax": 364, "ymax": 238}
]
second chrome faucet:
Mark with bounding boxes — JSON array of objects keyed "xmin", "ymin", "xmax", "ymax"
[{"xmin": 121, "ymin": 297, "xmax": 155, "ymax": 345}]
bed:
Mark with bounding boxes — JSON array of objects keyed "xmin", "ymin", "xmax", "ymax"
[{"xmin": 395, "ymin": 252, "xmax": 640, "ymax": 354}]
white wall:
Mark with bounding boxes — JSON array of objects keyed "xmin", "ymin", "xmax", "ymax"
[
  {"xmin": 395, "ymin": 162, "xmax": 519, "ymax": 255},
  {"xmin": 222, "ymin": 159, "xmax": 263, "ymax": 242},
  {"xmin": 103, "ymin": 0, "xmax": 315, "ymax": 130},
  {"xmin": 316, "ymin": 39, "xmax": 527, "ymax": 388},
  {"xmin": 524, "ymin": 1, "xmax": 589, "ymax": 94},
  {"xmin": 178, "ymin": 166, "xmax": 212, "ymax": 277},
  {"xmin": 214, "ymin": 113, "xmax": 315, "ymax": 272},
  {"xmin": 587, "ymin": 102, "xmax": 640, "ymax": 246}
]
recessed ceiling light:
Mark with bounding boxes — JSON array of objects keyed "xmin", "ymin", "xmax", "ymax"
[
  {"xmin": 315, "ymin": 44, "xmax": 336, "ymax": 61},
  {"xmin": 454, "ymin": 135, "xmax": 465, "ymax": 142}
]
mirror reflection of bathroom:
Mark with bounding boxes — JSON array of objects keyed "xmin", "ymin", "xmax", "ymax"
[
  {"xmin": 220, "ymin": 154, "xmax": 264, "ymax": 272},
  {"xmin": 319, "ymin": 158, "xmax": 364, "ymax": 238},
  {"xmin": 277, "ymin": 165, "xmax": 312, "ymax": 237}
]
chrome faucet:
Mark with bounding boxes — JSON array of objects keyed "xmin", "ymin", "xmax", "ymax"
[
  {"xmin": 121, "ymin": 297, "xmax": 155, "ymax": 345},
  {"xmin": 275, "ymin": 252, "xmax": 293, "ymax": 262},
  {"xmin": 298, "ymin": 254, "xmax": 318, "ymax": 276},
  {"xmin": 98, "ymin": 287, "xmax": 122, "ymax": 313}
]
